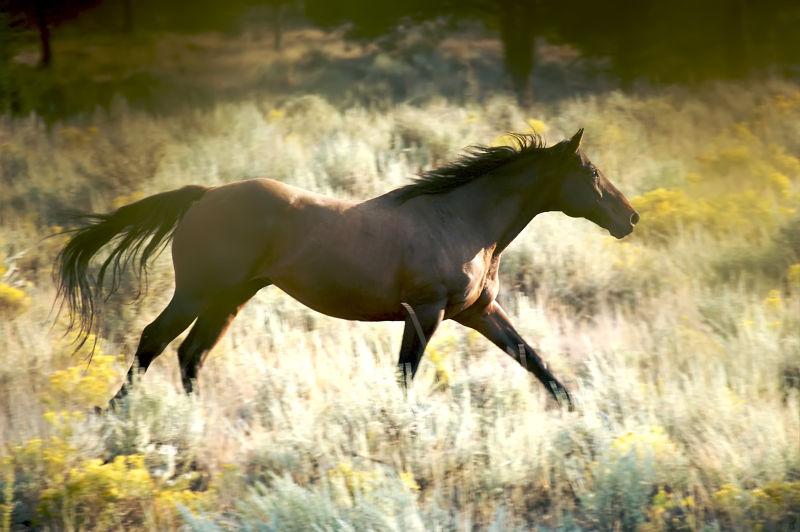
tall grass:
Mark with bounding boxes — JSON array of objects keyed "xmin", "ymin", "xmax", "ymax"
[{"xmin": 0, "ymin": 80, "xmax": 798, "ymax": 530}]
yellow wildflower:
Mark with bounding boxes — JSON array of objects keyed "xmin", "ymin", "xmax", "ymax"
[
  {"xmin": 611, "ymin": 425, "xmax": 676, "ymax": 459},
  {"xmin": 526, "ymin": 118, "xmax": 548, "ymax": 133},
  {"xmin": 763, "ymin": 289, "xmax": 782, "ymax": 312},
  {"xmin": 0, "ymin": 283, "xmax": 29, "ymax": 317},
  {"xmin": 400, "ymin": 470, "xmax": 419, "ymax": 491},
  {"xmin": 787, "ymin": 263, "xmax": 800, "ymax": 290},
  {"xmin": 266, "ymin": 108, "xmax": 285, "ymax": 122}
]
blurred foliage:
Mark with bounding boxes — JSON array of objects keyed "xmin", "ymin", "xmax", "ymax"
[
  {"xmin": 1, "ymin": 0, "xmax": 799, "ymax": 116},
  {"xmin": 0, "ymin": 258, "xmax": 29, "ymax": 318},
  {"xmin": 630, "ymin": 109, "xmax": 800, "ymax": 293},
  {"xmin": 0, "ymin": 10, "xmax": 14, "ymax": 114},
  {"xmin": 0, "ymin": 282, "xmax": 28, "ymax": 317},
  {"xmin": 1, "ymin": 349, "xmax": 211, "ymax": 530},
  {"xmin": 303, "ymin": 0, "xmax": 800, "ymax": 102},
  {"xmin": 713, "ymin": 481, "xmax": 800, "ymax": 530}
]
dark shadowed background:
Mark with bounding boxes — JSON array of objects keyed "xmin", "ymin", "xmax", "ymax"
[{"xmin": 1, "ymin": 0, "xmax": 799, "ymax": 120}]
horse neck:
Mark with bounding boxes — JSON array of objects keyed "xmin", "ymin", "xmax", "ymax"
[{"xmin": 438, "ymin": 157, "xmax": 559, "ymax": 253}]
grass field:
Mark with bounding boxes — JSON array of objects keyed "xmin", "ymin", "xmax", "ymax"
[{"xmin": 1, "ymin": 33, "xmax": 799, "ymax": 529}]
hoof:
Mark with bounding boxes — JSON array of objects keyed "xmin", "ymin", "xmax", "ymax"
[
  {"xmin": 548, "ymin": 382, "xmax": 575, "ymax": 412},
  {"xmin": 558, "ymin": 389, "xmax": 575, "ymax": 412},
  {"xmin": 563, "ymin": 398, "xmax": 576, "ymax": 413}
]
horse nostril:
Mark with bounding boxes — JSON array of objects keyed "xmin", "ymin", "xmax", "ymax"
[{"xmin": 630, "ymin": 212, "xmax": 640, "ymax": 225}]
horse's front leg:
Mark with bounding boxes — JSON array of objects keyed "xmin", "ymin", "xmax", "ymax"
[
  {"xmin": 397, "ymin": 301, "xmax": 445, "ymax": 388},
  {"xmin": 456, "ymin": 301, "xmax": 573, "ymax": 410}
]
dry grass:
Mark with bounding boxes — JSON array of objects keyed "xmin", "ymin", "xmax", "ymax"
[{"xmin": 0, "ymin": 78, "xmax": 799, "ymax": 530}]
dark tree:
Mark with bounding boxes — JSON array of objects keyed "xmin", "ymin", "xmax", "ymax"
[
  {"xmin": 547, "ymin": 0, "xmax": 800, "ymax": 84},
  {"xmin": 33, "ymin": 0, "xmax": 51, "ymax": 67},
  {"xmin": 0, "ymin": 0, "xmax": 101, "ymax": 67},
  {"xmin": 303, "ymin": 0, "xmax": 549, "ymax": 104},
  {"xmin": 263, "ymin": 0, "xmax": 295, "ymax": 51},
  {"xmin": 303, "ymin": 0, "xmax": 800, "ymax": 102},
  {"xmin": 122, "ymin": 0, "xmax": 134, "ymax": 33},
  {"xmin": 497, "ymin": 3, "xmax": 535, "ymax": 105}
]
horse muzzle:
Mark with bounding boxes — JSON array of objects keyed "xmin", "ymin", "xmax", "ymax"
[{"xmin": 608, "ymin": 210, "xmax": 639, "ymax": 239}]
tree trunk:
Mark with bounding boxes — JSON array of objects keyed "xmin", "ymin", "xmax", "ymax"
[
  {"xmin": 35, "ymin": 0, "xmax": 52, "ymax": 67},
  {"xmin": 273, "ymin": 4, "xmax": 285, "ymax": 52},
  {"xmin": 123, "ymin": 0, "xmax": 135, "ymax": 33},
  {"xmin": 725, "ymin": 0, "xmax": 751, "ymax": 77},
  {"xmin": 498, "ymin": 2, "xmax": 535, "ymax": 106}
]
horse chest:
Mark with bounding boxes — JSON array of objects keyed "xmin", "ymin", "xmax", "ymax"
[{"xmin": 442, "ymin": 252, "xmax": 500, "ymax": 316}]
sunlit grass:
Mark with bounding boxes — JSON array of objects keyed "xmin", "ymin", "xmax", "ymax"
[{"xmin": 0, "ymin": 80, "xmax": 798, "ymax": 529}]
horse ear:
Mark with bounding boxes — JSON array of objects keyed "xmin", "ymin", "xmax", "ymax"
[{"xmin": 567, "ymin": 128, "xmax": 584, "ymax": 152}]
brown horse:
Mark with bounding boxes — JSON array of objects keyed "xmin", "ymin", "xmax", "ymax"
[{"xmin": 56, "ymin": 130, "xmax": 638, "ymax": 409}]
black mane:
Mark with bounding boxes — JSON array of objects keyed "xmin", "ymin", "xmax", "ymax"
[{"xmin": 394, "ymin": 132, "xmax": 553, "ymax": 202}]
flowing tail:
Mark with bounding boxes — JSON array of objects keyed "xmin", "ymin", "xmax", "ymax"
[{"xmin": 55, "ymin": 185, "xmax": 208, "ymax": 347}]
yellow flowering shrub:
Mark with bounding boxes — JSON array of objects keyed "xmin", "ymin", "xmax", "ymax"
[
  {"xmin": 0, "ymin": 283, "xmax": 29, "ymax": 317},
  {"xmin": 585, "ymin": 425, "xmax": 688, "ymax": 530},
  {"xmin": 44, "ymin": 351, "xmax": 119, "ymax": 412},
  {"xmin": 787, "ymin": 263, "xmax": 800, "ymax": 292},
  {"xmin": 763, "ymin": 289, "xmax": 783, "ymax": 313},
  {"xmin": 265, "ymin": 107, "xmax": 285, "ymax": 122},
  {"xmin": 713, "ymin": 481, "xmax": 800, "ymax": 529},
  {"xmin": 111, "ymin": 192, "xmax": 144, "ymax": 210},
  {"xmin": 774, "ymin": 90, "xmax": 800, "ymax": 111},
  {"xmin": 38, "ymin": 455, "xmax": 154, "ymax": 528},
  {"xmin": 751, "ymin": 481, "xmax": 800, "ymax": 526},
  {"xmin": 609, "ymin": 240, "xmax": 657, "ymax": 275},
  {"xmin": 632, "ymin": 121, "xmax": 799, "ymax": 244},
  {"xmin": 425, "ymin": 330, "xmax": 457, "ymax": 389},
  {"xmin": 632, "ymin": 187, "xmax": 795, "ymax": 244},
  {"xmin": 491, "ymin": 133, "xmax": 522, "ymax": 147},
  {"xmin": 713, "ymin": 483, "xmax": 747, "ymax": 519},
  {"xmin": 492, "ymin": 118, "xmax": 548, "ymax": 147},
  {"xmin": 610, "ymin": 425, "xmax": 678, "ymax": 459},
  {"xmin": 9, "ymin": 441, "xmax": 212, "ymax": 530},
  {"xmin": 526, "ymin": 118, "xmax": 548, "ymax": 133},
  {"xmin": 327, "ymin": 461, "xmax": 377, "ymax": 500},
  {"xmin": 641, "ymin": 487, "xmax": 696, "ymax": 532},
  {"xmin": 0, "ymin": 352, "xmax": 215, "ymax": 530},
  {"xmin": 399, "ymin": 470, "xmax": 419, "ymax": 492}
]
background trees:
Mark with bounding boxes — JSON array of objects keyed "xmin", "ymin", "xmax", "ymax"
[{"xmin": 1, "ymin": 0, "xmax": 798, "ymax": 114}]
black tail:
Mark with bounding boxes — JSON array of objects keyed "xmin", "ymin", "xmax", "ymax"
[{"xmin": 55, "ymin": 185, "xmax": 208, "ymax": 348}]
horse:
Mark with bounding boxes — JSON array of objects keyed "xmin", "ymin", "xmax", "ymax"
[{"xmin": 55, "ymin": 129, "xmax": 638, "ymax": 410}]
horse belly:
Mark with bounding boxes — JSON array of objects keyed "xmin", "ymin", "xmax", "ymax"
[
  {"xmin": 264, "ymin": 236, "xmax": 405, "ymax": 321},
  {"xmin": 272, "ymin": 271, "xmax": 403, "ymax": 321},
  {"xmin": 247, "ymin": 192, "xmax": 410, "ymax": 321}
]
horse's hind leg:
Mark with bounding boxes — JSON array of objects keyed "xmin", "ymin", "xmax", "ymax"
[
  {"xmin": 110, "ymin": 294, "xmax": 200, "ymax": 406},
  {"xmin": 177, "ymin": 279, "xmax": 268, "ymax": 393}
]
